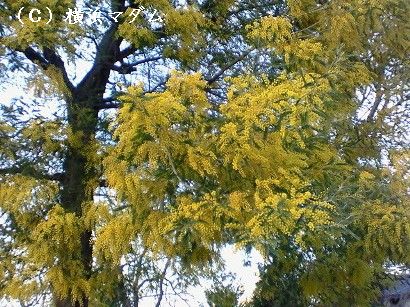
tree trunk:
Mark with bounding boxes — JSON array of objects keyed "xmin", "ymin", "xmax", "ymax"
[
  {"xmin": 55, "ymin": 97, "xmax": 99, "ymax": 307},
  {"xmin": 52, "ymin": 21, "xmax": 121, "ymax": 306}
]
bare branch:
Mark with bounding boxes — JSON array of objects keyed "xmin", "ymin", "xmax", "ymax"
[
  {"xmin": 42, "ymin": 47, "xmax": 75, "ymax": 92},
  {"xmin": 77, "ymin": 23, "xmax": 122, "ymax": 94},
  {"xmin": 20, "ymin": 47, "xmax": 49, "ymax": 69},
  {"xmin": 367, "ymin": 83, "xmax": 384, "ymax": 122},
  {"xmin": 111, "ymin": 56, "xmax": 163, "ymax": 74},
  {"xmin": 116, "ymin": 46, "xmax": 137, "ymax": 61},
  {"xmin": 0, "ymin": 166, "xmax": 63, "ymax": 182},
  {"xmin": 96, "ymin": 80, "xmax": 167, "ymax": 110},
  {"xmin": 155, "ymin": 259, "xmax": 171, "ymax": 307},
  {"xmin": 17, "ymin": 47, "xmax": 75, "ymax": 94},
  {"xmin": 206, "ymin": 49, "xmax": 253, "ymax": 84}
]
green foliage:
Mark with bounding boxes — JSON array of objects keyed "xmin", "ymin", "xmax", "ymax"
[{"xmin": 206, "ymin": 284, "xmax": 243, "ymax": 307}]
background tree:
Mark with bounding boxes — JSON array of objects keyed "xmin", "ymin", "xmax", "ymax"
[
  {"xmin": 205, "ymin": 273, "xmax": 243, "ymax": 307},
  {"xmin": 0, "ymin": 0, "xmax": 409, "ymax": 306}
]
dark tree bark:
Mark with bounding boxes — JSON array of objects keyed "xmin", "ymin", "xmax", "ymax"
[{"xmin": 53, "ymin": 21, "xmax": 122, "ymax": 307}]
